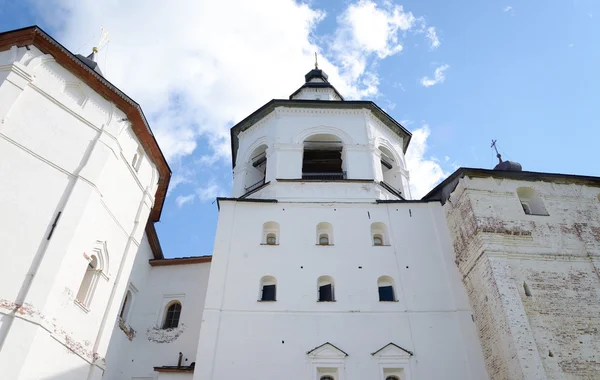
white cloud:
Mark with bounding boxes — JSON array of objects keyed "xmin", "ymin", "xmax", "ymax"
[
  {"xmin": 426, "ymin": 27, "xmax": 440, "ymax": 50},
  {"xmin": 29, "ymin": 0, "xmax": 447, "ymax": 203},
  {"xmin": 405, "ymin": 125, "xmax": 449, "ymax": 198},
  {"xmin": 330, "ymin": 0, "xmax": 418, "ymax": 98},
  {"xmin": 30, "ymin": 0, "xmax": 332, "ymax": 163},
  {"xmin": 175, "ymin": 194, "xmax": 195, "ymax": 208},
  {"xmin": 167, "ymin": 165, "xmax": 196, "ymax": 196},
  {"xmin": 30, "ymin": 0, "xmax": 435, "ymax": 164},
  {"xmin": 420, "ymin": 64, "xmax": 449, "ymax": 87},
  {"xmin": 196, "ymin": 181, "xmax": 224, "ymax": 203},
  {"xmin": 503, "ymin": 6, "xmax": 513, "ymax": 12}
]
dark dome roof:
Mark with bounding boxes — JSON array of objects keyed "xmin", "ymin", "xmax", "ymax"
[
  {"xmin": 494, "ymin": 156, "xmax": 522, "ymax": 172},
  {"xmin": 305, "ymin": 68, "xmax": 328, "ymax": 82}
]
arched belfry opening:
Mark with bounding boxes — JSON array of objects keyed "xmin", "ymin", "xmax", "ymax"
[
  {"xmin": 378, "ymin": 146, "xmax": 403, "ymax": 197},
  {"xmin": 302, "ymin": 134, "xmax": 345, "ymax": 180},
  {"xmin": 244, "ymin": 144, "xmax": 267, "ymax": 193}
]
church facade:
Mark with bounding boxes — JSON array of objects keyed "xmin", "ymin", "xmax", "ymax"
[{"xmin": 1, "ymin": 26, "xmax": 599, "ymax": 380}]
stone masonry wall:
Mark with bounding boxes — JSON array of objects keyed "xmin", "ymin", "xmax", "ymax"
[{"xmin": 444, "ymin": 175, "xmax": 600, "ymax": 380}]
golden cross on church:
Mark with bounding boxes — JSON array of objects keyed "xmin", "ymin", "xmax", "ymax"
[{"xmin": 92, "ymin": 26, "xmax": 109, "ymax": 54}]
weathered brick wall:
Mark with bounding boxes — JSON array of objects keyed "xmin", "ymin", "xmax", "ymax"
[{"xmin": 444, "ymin": 176, "xmax": 600, "ymax": 380}]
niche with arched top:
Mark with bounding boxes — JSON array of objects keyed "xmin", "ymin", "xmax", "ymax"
[
  {"xmin": 76, "ymin": 255, "xmax": 99, "ymax": 307},
  {"xmin": 316, "ymin": 222, "xmax": 333, "ymax": 245},
  {"xmin": 259, "ymin": 276, "xmax": 277, "ymax": 301},
  {"xmin": 317, "ymin": 276, "xmax": 335, "ymax": 302},
  {"xmin": 378, "ymin": 145, "xmax": 404, "ymax": 196},
  {"xmin": 244, "ymin": 144, "xmax": 268, "ymax": 193},
  {"xmin": 378, "ymin": 276, "xmax": 397, "ymax": 302},
  {"xmin": 262, "ymin": 221, "xmax": 280, "ymax": 245},
  {"xmin": 516, "ymin": 187, "xmax": 548, "ymax": 215},
  {"xmin": 371, "ymin": 222, "xmax": 389, "ymax": 246},
  {"xmin": 119, "ymin": 289, "xmax": 133, "ymax": 322},
  {"xmin": 302, "ymin": 134, "xmax": 345, "ymax": 180}
]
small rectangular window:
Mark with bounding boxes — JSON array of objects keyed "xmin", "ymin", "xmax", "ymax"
[
  {"xmin": 379, "ymin": 286, "xmax": 395, "ymax": 301},
  {"xmin": 261, "ymin": 284, "xmax": 276, "ymax": 301},
  {"xmin": 319, "ymin": 284, "xmax": 333, "ymax": 301}
]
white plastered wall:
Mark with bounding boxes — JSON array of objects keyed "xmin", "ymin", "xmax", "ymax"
[
  {"xmin": 232, "ymin": 106, "xmax": 409, "ymax": 200},
  {"xmin": 194, "ymin": 200, "xmax": 488, "ymax": 380},
  {"xmin": 0, "ymin": 45, "xmax": 159, "ymax": 379},
  {"xmin": 103, "ymin": 236, "xmax": 210, "ymax": 380}
]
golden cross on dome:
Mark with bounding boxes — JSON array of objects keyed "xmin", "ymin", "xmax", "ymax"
[
  {"xmin": 92, "ymin": 26, "xmax": 109, "ymax": 54},
  {"xmin": 491, "ymin": 139, "xmax": 503, "ymax": 163}
]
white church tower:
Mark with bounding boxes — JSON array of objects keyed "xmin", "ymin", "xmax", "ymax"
[
  {"xmin": 0, "ymin": 26, "xmax": 169, "ymax": 380},
  {"xmin": 194, "ymin": 66, "xmax": 489, "ymax": 379}
]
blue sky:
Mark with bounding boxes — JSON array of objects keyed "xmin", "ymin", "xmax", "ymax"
[{"xmin": 2, "ymin": 0, "xmax": 599, "ymax": 258}]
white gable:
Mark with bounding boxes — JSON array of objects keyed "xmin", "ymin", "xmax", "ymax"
[
  {"xmin": 372, "ymin": 343, "xmax": 412, "ymax": 361},
  {"xmin": 307, "ymin": 342, "xmax": 348, "ymax": 360}
]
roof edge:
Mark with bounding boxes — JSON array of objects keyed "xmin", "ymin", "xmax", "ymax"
[
  {"xmin": 229, "ymin": 99, "xmax": 411, "ymax": 169},
  {"xmin": 0, "ymin": 25, "xmax": 171, "ymax": 222},
  {"xmin": 149, "ymin": 255, "xmax": 212, "ymax": 266},
  {"xmin": 422, "ymin": 167, "xmax": 600, "ymax": 205}
]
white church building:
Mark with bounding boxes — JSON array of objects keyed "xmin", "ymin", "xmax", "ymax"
[{"xmin": 1, "ymin": 26, "xmax": 600, "ymax": 380}]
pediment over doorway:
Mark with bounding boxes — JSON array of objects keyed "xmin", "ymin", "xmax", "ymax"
[{"xmin": 306, "ymin": 342, "xmax": 349, "ymax": 359}]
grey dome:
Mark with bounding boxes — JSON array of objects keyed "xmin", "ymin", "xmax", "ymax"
[{"xmin": 493, "ymin": 154, "xmax": 522, "ymax": 171}]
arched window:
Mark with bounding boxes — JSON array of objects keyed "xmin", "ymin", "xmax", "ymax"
[
  {"xmin": 162, "ymin": 302, "xmax": 182, "ymax": 329},
  {"xmin": 371, "ymin": 222, "xmax": 389, "ymax": 246},
  {"xmin": 244, "ymin": 144, "xmax": 268, "ymax": 193},
  {"xmin": 259, "ymin": 276, "xmax": 277, "ymax": 301},
  {"xmin": 302, "ymin": 134, "xmax": 345, "ymax": 180},
  {"xmin": 386, "ymin": 376, "xmax": 400, "ymax": 380},
  {"xmin": 262, "ymin": 221, "xmax": 280, "ymax": 245},
  {"xmin": 119, "ymin": 290, "xmax": 133, "ymax": 322},
  {"xmin": 76, "ymin": 255, "xmax": 100, "ymax": 307},
  {"xmin": 516, "ymin": 187, "xmax": 548, "ymax": 215},
  {"xmin": 318, "ymin": 276, "xmax": 335, "ymax": 302},
  {"xmin": 321, "ymin": 377, "xmax": 335, "ymax": 380},
  {"xmin": 378, "ymin": 145, "xmax": 404, "ymax": 197},
  {"xmin": 316, "ymin": 222, "xmax": 333, "ymax": 245},
  {"xmin": 378, "ymin": 276, "xmax": 396, "ymax": 302}
]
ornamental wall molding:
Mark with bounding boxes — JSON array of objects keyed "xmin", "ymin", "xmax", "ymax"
[
  {"xmin": 293, "ymin": 125, "xmax": 354, "ymax": 145},
  {"xmin": 275, "ymin": 106, "xmax": 367, "ymax": 117}
]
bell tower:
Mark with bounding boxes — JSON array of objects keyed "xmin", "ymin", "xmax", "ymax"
[
  {"xmin": 194, "ymin": 68, "xmax": 488, "ymax": 380},
  {"xmin": 231, "ymin": 67, "xmax": 412, "ymax": 201}
]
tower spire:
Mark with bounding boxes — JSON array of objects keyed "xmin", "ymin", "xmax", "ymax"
[{"xmin": 315, "ymin": 52, "xmax": 318, "ymax": 69}]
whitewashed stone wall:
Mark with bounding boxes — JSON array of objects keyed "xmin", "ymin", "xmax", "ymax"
[
  {"xmin": 103, "ymin": 237, "xmax": 210, "ymax": 380},
  {"xmin": 442, "ymin": 175, "xmax": 600, "ymax": 379},
  {"xmin": 194, "ymin": 200, "xmax": 488, "ymax": 380},
  {"xmin": 232, "ymin": 106, "xmax": 410, "ymax": 199},
  {"xmin": 0, "ymin": 45, "xmax": 158, "ymax": 380}
]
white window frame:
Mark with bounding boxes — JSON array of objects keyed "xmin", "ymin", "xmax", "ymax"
[
  {"xmin": 119, "ymin": 283, "xmax": 138, "ymax": 323},
  {"xmin": 307, "ymin": 343, "xmax": 347, "ymax": 380},
  {"xmin": 372, "ymin": 343, "xmax": 413, "ymax": 380},
  {"xmin": 262, "ymin": 221, "xmax": 280, "ymax": 245},
  {"xmin": 157, "ymin": 294, "xmax": 185, "ymax": 328}
]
